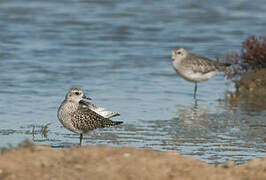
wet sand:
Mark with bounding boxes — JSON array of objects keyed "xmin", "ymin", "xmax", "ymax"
[
  {"xmin": 228, "ymin": 69, "xmax": 266, "ymax": 110},
  {"xmin": 0, "ymin": 143, "xmax": 265, "ymax": 180},
  {"xmin": 236, "ymin": 69, "xmax": 266, "ymax": 94}
]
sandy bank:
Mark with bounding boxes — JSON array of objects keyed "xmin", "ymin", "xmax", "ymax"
[{"xmin": 0, "ymin": 143, "xmax": 265, "ymax": 180}]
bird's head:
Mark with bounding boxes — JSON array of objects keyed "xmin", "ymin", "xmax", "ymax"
[
  {"xmin": 171, "ymin": 47, "xmax": 187, "ymax": 61},
  {"xmin": 65, "ymin": 88, "xmax": 91, "ymax": 102}
]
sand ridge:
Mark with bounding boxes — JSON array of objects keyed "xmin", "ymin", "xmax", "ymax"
[{"xmin": 0, "ymin": 143, "xmax": 265, "ymax": 180}]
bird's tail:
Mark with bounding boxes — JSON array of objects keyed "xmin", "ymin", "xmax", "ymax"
[
  {"xmin": 113, "ymin": 121, "xmax": 123, "ymax": 125},
  {"xmin": 216, "ymin": 62, "xmax": 231, "ymax": 71},
  {"xmin": 102, "ymin": 119, "xmax": 123, "ymax": 127}
]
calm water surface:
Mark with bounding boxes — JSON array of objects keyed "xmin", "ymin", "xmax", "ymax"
[{"xmin": 0, "ymin": 0, "xmax": 266, "ymax": 165}]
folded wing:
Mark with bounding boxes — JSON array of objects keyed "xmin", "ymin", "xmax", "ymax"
[{"xmin": 184, "ymin": 54, "xmax": 229, "ymax": 73}]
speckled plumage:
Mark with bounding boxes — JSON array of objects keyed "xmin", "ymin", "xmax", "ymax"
[
  {"xmin": 171, "ymin": 48, "xmax": 229, "ymax": 98},
  {"xmin": 57, "ymin": 88, "xmax": 122, "ymax": 145}
]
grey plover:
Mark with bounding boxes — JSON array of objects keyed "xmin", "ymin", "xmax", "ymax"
[
  {"xmin": 171, "ymin": 48, "xmax": 229, "ymax": 98},
  {"xmin": 57, "ymin": 87, "xmax": 123, "ymax": 145}
]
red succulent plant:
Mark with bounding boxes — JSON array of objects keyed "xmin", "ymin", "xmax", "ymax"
[{"xmin": 225, "ymin": 36, "xmax": 266, "ymax": 79}]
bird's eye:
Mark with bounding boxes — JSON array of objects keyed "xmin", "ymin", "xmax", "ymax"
[
  {"xmin": 177, "ymin": 51, "xmax": 181, "ymax": 55},
  {"xmin": 75, "ymin": 92, "xmax": 80, "ymax": 95}
]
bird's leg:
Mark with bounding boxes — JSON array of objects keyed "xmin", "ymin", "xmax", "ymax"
[
  {"xmin": 79, "ymin": 134, "xmax": 83, "ymax": 146},
  {"xmin": 194, "ymin": 82, "xmax": 197, "ymax": 99},
  {"xmin": 194, "ymin": 98, "xmax": 198, "ymax": 109}
]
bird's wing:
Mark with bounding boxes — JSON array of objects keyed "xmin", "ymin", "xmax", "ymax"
[
  {"xmin": 79, "ymin": 100, "xmax": 120, "ymax": 118},
  {"xmin": 71, "ymin": 103, "xmax": 121, "ymax": 132},
  {"xmin": 183, "ymin": 54, "xmax": 220, "ymax": 73},
  {"xmin": 79, "ymin": 100, "xmax": 98, "ymax": 111},
  {"xmin": 72, "ymin": 105, "xmax": 107, "ymax": 132}
]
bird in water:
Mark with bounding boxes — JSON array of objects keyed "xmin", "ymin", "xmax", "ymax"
[
  {"xmin": 171, "ymin": 48, "xmax": 230, "ymax": 98},
  {"xmin": 57, "ymin": 88, "xmax": 123, "ymax": 145}
]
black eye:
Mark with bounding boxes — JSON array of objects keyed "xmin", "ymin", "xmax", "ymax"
[
  {"xmin": 177, "ymin": 51, "xmax": 181, "ymax": 55},
  {"xmin": 75, "ymin": 92, "xmax": 80, "ymax": 95}
]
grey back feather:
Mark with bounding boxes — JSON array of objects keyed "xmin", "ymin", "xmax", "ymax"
[{"xmin": 183, "ymin": 54, "xmax": 227, "ymax": 73}]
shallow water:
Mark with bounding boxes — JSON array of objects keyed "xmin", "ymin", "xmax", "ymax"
[{"xmin": 0, "ymin": 0, "xmax": 266, "ymax": 164}]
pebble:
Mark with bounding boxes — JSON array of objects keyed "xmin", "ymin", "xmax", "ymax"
[{"xmin": 123, "ymin": 153, "xmax": 131, "ymax": 158}]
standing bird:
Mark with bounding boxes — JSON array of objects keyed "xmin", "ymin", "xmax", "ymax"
[
  {"xmin": 57, "ymin": 88, "xmax": 123, "ymax": 145},
  {"xmin": 171, "ymin": 48, "xmax": 229, "ymax": 98}
]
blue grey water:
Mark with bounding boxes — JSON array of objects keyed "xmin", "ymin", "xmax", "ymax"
[{"xmin": 0, "ymin": 0, "xmax": 266, "ymax": 165}]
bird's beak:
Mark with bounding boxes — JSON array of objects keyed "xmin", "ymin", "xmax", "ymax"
[
  {"xmin": 82, "ymin": 95, "xmax": 91, "ymax": 100},
  {"xmin": 169, "ymin": 54, "xmax": 175, "ymax": 61}
]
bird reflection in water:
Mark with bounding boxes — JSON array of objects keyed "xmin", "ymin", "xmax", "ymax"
[{"xmin": 176, "ymin": 99, "xmax": 209, "ymax": 127}]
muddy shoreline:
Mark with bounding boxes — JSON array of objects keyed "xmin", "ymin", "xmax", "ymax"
[
  {"xmin": 0, "ymin": 143, "xmax": 265, "ymax": 180},
  {"xmin": 227, "ymin": 68, "xmax": 266, "ymax": 110}
]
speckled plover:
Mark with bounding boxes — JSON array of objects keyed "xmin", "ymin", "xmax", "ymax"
[
  {"xmin": 57, "ymin": 88, "xmax": 122, "ymax": 145},
  {"xmin": 171, "ymin": 48, "xmax": 229, "ymax": 98}
]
